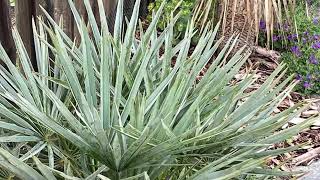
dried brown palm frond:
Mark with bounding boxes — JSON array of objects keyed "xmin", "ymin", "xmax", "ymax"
[{"xmin": 194, "ymin": 0, "xmax": 297, "ymax": 50}]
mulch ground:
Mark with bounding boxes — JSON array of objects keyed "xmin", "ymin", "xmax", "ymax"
[{"xmin": 241, "ymin": 50, "xmax": 320, "ymax": 178}]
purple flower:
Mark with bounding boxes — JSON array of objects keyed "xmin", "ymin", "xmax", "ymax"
[
  {"xmin": 303, "ymin": 81, "xmax": 312, "ymax": 89},
  {"xmin": 313, "ymin": 17, "xmax": 319, "ymax": 25},
  {"xmin": 288, "ymin": 34, "xmax": 298, "ymax": 41},
  {"xmin": 312, "ymin": 42, "xmax": 320, "ymax": 49},
  {"xmin": 313, "ymin": 35, "xmax": 320, "ymax": 40},
  {"xmin": 272, "ymin": 35, "xmax": 278, "ymax": 41},
  {"xmin": 260, "ymin": 21, "xmax": 266, "ymax": 30},
  {"xmin": 296, "ymin": 74, "xmax": 303, "ymax": 81},
  {"xmin": 309, "ymin": 54, "xmax": 319, "ymax": 64},
  {"xmin": 291, "ymin": 46, "xmax": 302, "ymax": 57},
  {"xmin": 303, "ymin": 31, "xmax": 310, "ymax": 36}
]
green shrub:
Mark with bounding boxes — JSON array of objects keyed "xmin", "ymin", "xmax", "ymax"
[
  {"xmin": 0, "ymin": 0, "xmax": 317, "ymax": 179},
  {"xmin": 147, "ymin": 0, "xmax": 195, "ymax": 39},
  {"xmin": 10, "ymin": 0, "xmax": 15, "ymax": 6}
]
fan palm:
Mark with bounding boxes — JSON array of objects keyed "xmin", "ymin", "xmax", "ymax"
[{"xmin": 0, "ymin": 0, "xmax": 317, "ymax": 179}]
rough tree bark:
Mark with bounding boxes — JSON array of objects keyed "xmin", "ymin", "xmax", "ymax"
[
  {"xmin": 105, "ymin": 0, "xmax": 151, "ymax": 33},
  {"xmin": 36, "ymin": 0, "xmax": 53, "ymax": 23},
  {"xmin": 0, "ymin": 0, "xmax": 16, "ymax": 63},
  {"xmin": 53, "ymin": 0, "xmax": 74, "ymax": 39},
  {"xmin": 105, "ymin": 0, "xmax": 118, "ymax": 33},
  {"xmin": 74, "ymin": 0, "xmax": 95, "ymax": 43},
  {"xmin": 15, "ymin": 0, "xmax": 36, "ymax": 69}
]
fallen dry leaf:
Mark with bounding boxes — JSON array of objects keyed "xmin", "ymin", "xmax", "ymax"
[
  {"xmin": 274, "ymin": 108, "xmax": 281, "ymax": 113},
  {"xmin": 290, "ymin": 118, "xmax": 305, "ymax": 125},
  {"xmin": 301, "ymin": 110, "xmax": 319, "ymax": 118}
]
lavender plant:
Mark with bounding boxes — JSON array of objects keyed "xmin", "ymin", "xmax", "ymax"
[
  {"xmin": 283, "ymin": 7, "xmax": 320, "ymax": 94},
  {"xmin": 260, "ymin": 2, "xmax": 320, "ymax": 95}
]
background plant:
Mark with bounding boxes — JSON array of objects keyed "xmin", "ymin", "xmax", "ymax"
[
  {"xmin": 147, "ymin": 0, "xmax": 195, "ymax": 42},
  {"xmin": 262, "ymin": 1, "xmax": 320, "ymax": 95},
  {"xmin": 149, "ymin": 0, "xmax": 297, "ymax": 47},
  {"xmin": 9, "ymin": 0, "xmax": 15, "ymax": 6},
  {"xmin": 0, "ymin": 0, "xmax": 318, "ymax": 179}
]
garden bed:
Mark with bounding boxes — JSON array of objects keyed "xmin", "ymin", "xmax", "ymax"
[{"xmin": 235, "ymin": 50, "xmax": 320, "ymax": 178}]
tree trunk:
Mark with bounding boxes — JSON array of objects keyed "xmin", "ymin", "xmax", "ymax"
[
  {"xmin": 73, "ymin": 0, "xmax": 95, "ymax": 43},
  {"xmin": 15, "ymin": 0, "xmax": 36, "ymax": 69},
  {"xmin": 105, "ymin": 0, "xmax": 117, "ymax": 32},
  {"xmin": 0, "ymin": 0, "xmax": 16, "ymax": 64},
  {"xmin": 35, "ymin": 0, "xmax": 53, "ymax": 22},
  {"xmin": 12, "ymin": 0, "xmax": 154, "ymax": 71},
  {"xmin": 105, "ymin": 0, "xmax": 151, "ymax": 33},
  {"xmin": 217, "ymin": 0, "xmax": 255, "ymax": 56},
  {"xmin": 53, "ymin": 0, "xmax": 74, "ymax": 39}
]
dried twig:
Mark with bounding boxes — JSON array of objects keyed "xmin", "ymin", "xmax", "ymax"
[
  {"xmin": 252, "ymin": 46, "xmax": 281, "ymax": 62},
  {"xmin": 293, "ymin": 146, "xmax": 320, "ymax": 165}
]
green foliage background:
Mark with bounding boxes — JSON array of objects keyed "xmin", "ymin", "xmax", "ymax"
[{"xmin": 147, "ymin": 0, "xmax": 195, "ymax": 38}]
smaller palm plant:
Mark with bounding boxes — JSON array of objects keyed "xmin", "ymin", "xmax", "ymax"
[{"xmin": 0, "ymin": 0, "xmax": 318, "ymax": 179}]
